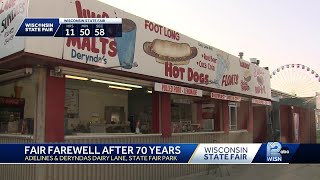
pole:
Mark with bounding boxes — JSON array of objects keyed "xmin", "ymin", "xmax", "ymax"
[{"xmin": 310, "ymin": 108, "xmax": 312, "ymax": 143}]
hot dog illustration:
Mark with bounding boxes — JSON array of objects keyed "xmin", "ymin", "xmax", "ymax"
[{"xmin": 143, "ymin": 39, "xmax": 197, "ymax": 65}]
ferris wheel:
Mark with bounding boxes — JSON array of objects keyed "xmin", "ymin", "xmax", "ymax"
[{"xmin": 270, "ymin": 64, "xmax": 320, "ymax": 97}]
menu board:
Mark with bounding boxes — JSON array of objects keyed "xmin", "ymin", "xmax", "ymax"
[
  {"xmin": 0, "ymin": 97, "xmax": 25, "ymax": 121},
  {"xmin": 65, "ymin": 89, "xmax": 79, "ymax": 116},
  {"xmin": 0, "ymin": 97, "xmax": 25, "ymax": 133}
]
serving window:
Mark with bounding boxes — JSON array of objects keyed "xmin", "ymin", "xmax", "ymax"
[
  {"xmin": 227, "ymin": 99, "xmax": 250, "ymax": 131},
  {"xmin": 0, "ymin": 73, "xmax": 36, "ymax": 135},
  {"xmin": 171, "ymin": 95, "xmax": 222, "ymax": 133},
  {"xmin": 64, "ymin": 77, "xmax": 153, "ymax": 135},
  {"xmin": 229, "ymin": 102, "xmax": 238, "ymax": 130},
  {"xmin": 171, "ymin": 95, "xmax": 194, "ymax": 133}
]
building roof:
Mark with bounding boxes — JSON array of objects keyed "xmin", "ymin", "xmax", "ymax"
[{"xmin": 271, "ymin": 89, "xmax": 296, "ymax": 99}]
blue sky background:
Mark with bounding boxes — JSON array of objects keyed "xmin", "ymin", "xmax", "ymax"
[{"xmin": 101, "ymin": 0, "xmax": 320, "ymax": 74}]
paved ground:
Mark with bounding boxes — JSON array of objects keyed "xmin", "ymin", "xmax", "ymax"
[{"xmin": 172, "ymin": 164, "xmax": 320, "ymax": 180}]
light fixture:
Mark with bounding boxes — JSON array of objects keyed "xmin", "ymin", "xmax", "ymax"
[
  {"xmin": 56, "ymin": 66, "xmax": 152, "ymax": 87},
  {"xmin": 105, "ymin": 62, "xmax": 138, "ymax": 69},
  {"xmin": 91, "ymin": 79, "xmax": 142, "ymax": 88},
  {"xmin": 108, "ymin": 85, "xmax": 132, "ymax": 91},
  {"xmin": 239, "ymin": 52, "xmax": 244, "ymax": 59},
  {"xmin": 147, "ymin": 90, "xmax": 152, "ymax": 94},
  {"xmin": 65, "ymin": 75, "xmax": 88, "ymax": 81},
  {"xmin": 0, "ymin": 68, "xmax": 32, "ymax": 83}
]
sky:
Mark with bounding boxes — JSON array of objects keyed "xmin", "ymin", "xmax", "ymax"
[{"xmin": 100, "ymin": 0, "xmax": 320, "ymax": 77}]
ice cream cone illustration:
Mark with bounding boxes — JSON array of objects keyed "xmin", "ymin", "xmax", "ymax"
[{"xmin": 214, "ymin": 51, "xmax": 230, "ymax": 88}]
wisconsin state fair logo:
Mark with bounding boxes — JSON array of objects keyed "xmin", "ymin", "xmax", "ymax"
[{"xmin": 266, "ymin": 142, "xmax": 290, "ymax": 162}]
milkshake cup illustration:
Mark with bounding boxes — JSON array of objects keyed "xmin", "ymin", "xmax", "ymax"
[
  {"xmin": 115, "ymin": 19, "xmax": 137, "ymax": 69},
  {"xmin": 214, "ymin": 53, "xmax": 230, "ymax": 88}
]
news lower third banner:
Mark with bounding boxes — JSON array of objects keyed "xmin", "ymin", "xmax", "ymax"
[
  {"xmin": 0, "ymin": 143, "xmax": 319, "ymax": 164},
  {"xmin": 15, "ymin": 18, "xmax": 122, "ymax": 37}
]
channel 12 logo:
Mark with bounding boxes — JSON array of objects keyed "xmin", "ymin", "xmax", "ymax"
[{"xmin": 266, "ymin": 142, "xmax": 290, "ymax": 162}]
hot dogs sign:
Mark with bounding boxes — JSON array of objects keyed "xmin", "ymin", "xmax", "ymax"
[{"xmin": 63, "ymin": 0, "xmax": 271, "ymax": 99}]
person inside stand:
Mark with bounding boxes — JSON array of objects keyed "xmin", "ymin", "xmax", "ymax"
[
  {"xmin": 135, "ymin": 119, "xmax": 141, "ymax": 134},
  {"xmin": 21, "ymin": 119, "xmax": 28, "ymax": 134},
  {"xmin": 128, "ymin": 115, "xmax": 135, "ymax": 133},
  {"xmin": 64, "ymin": 107, "xmax": 69, "ymax": 134}
]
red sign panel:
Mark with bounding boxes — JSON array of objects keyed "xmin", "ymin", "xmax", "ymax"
[
  {"xmin": 210, "ymin": 92, "xmax": 241, "ymax": 102},
  {"xmin": 154, "ymin": 83, "xmax": 203, "ymax": 97},
  {"xmin": 252, "ymin": 98, "xmax": 271, "ymax": 106}
]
